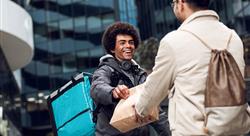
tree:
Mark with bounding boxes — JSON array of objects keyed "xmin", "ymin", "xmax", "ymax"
[{"xmin": 134, "ymin": 37, "xmax": 159, "ymax": 74}]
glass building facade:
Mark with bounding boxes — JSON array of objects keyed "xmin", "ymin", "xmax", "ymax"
[
  {"xmin": 118, "ymin": 0, "xmax": 138, "ymax": 26},
  {"xmin": 0, "ymin": 47, "xmax": 22, "ymax": 136},
  {"xmin": 136, "ymin": 0, "xmax": 179, "ymax": 40}
]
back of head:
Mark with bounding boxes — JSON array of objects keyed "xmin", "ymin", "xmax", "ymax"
[
  {"xmin": 102, "ymin": 22, "xmax": 140, "ymax": 55},
  {"xmin": 186, "ymin": 0, "xmax": 210, "ymax": 9}
]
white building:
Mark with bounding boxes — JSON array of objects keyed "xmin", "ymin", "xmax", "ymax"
[{"xmin": 0, "ymin": 0, "xmax": 33, "ymax": 135}]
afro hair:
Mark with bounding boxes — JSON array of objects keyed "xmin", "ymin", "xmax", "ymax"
[{"xmin": 102, "ymin": 22, "xmax": 141, "ymax": 55}]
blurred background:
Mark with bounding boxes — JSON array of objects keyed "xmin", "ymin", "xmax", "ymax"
[{"xmin": 1, "ymin": 0, "xmax": 250, "ymax": 135}]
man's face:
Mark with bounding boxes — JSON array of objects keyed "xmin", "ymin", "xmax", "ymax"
[
  {"xmin": 172, "ymin": 0, "xmax": 185, "ymax": 22},
  {"xmin": 111, "ymin": 34, "xmax": 135, "ymax": 61},
  {"xmin": 173, "ymin": 0, "xmax": 180, "ymax": 20}
]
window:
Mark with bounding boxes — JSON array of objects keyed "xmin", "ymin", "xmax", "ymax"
[{"xmin": 62, "ymin": 53, "xmax": 77, "ymax": 73}]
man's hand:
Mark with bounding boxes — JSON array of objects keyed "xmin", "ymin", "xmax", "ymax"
[
  {"xmin": 112, "ymin": 85, "xmax": 130, "ymax": 100},
  {"xmin": 132, "ymin": 105, "xmax": 152, "ymax": 124}
]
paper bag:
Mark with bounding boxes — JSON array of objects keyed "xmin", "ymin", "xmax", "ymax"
[{"xmin": 109, "ymin": 84, "xmax": 159, "ymax": 133}]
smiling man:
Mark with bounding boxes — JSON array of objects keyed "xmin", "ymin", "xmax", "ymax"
[
  {"xmin": 90, "ymin": 22, "xmax": 170, "ymax": 136},
  {"xmin": 90, "ymin": 22, "xmax": 150, "ymax": 136}
]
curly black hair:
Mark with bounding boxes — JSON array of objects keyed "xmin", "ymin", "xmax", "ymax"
[
  {"xmin": 186, "ymin": 0, "xmax": 210, "ymax": 8},
  {"xmin": 102, "ymin": 22, "xmax": 141, "ymax": 55}
]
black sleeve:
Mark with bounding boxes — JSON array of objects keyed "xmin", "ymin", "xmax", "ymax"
[{"xmin": 90, "ymin": 65, "xmax": 116, "ymax": 105}]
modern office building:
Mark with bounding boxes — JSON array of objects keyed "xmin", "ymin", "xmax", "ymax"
[
  {"xmin": 136, "ymin": 0, "xmax": 250, "ymax": 40},
  {"xmin": 135, "ymin": 0, "xmax": 179, "ymax": 40},
  {"xmin": 0, "ymin": 0, "xmax": 34, "ymax": 135}
]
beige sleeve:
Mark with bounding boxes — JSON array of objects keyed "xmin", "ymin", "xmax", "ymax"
[
  {"xmin": 135, "ymin": 38, "xmax": 177, "ymax": 116},
  {"xmin": 232, "ymin": 30, "xmax": 245, "ymax": 77}
]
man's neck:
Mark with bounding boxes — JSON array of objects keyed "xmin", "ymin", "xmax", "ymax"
[{"xmin": 115, "ymin": 57, "xmax": 132, "ymax": 62}]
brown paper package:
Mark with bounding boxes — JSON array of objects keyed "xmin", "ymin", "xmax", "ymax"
[{"xmin": 110, "ymin": 84, "xmax": 159, "ymax": 133}]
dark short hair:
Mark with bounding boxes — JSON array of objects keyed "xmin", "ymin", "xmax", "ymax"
[
  {"xmin": 102, "ymin": 22, "xmax": 140, "ymax": 55},
  {"xmin": 186, "ymin": 0, "xmax": 210, "ymax": 8}
]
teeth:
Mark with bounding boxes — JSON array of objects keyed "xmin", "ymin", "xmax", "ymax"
[{"xmin": 124, "ymin": 49, "xmax": 131, "ymax": 53}]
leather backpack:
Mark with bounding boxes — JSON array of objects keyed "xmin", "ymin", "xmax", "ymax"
[{"xmin": 181, "ymin": 29, "xmax": 250, "ymax": 135}]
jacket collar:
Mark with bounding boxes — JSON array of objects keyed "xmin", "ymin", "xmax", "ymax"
[
  {"xmin": 178, "ymin": 10, "xmax": 219, "ymax": 29},
  {"xmin": 99, "ymin": 54, "xmax": 141, "ymax": 68}
]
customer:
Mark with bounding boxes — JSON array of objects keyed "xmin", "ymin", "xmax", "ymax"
[{"xmin": 132, "ymin": 0, "xmax": 250, "ymax": 135}]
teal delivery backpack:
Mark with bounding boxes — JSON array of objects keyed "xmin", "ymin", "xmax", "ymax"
[{"xmin": 47, "ymin": 72, "xmax": 95, "ymax": 136}]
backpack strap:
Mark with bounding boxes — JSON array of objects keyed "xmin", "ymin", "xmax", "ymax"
[
  {"xmin": 180, "ymin": 29, "xmax": 233, "ymax": 50},
  {"xmin": 92, "ymin": 104, "xmax": 101, "ymax": 123}
]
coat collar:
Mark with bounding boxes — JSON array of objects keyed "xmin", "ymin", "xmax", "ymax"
[
  {"xmin": 99, "ymin": 54, "xmax": 141, "ymax": 68},
  {"xmin": 178, "ymin": 10, "xmax": 219, "ymax": 29}
]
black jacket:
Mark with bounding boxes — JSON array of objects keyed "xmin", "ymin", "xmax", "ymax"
[{"xmin": 90, "ymin": 54, "xmax": 148, "ymax": 136}]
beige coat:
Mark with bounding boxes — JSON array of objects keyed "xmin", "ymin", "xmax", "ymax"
[{"xmin": 135, "ymin": 10, "xmax": 250, "ymax": 135}]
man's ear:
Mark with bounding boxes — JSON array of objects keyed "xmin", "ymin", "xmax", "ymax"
[
  {"xmin": 179, "ymin": 0, "xmax": 185, "ymax": 11},
  {"xmin": 111, "ymin": 50, "xmax": 115, "ymax": 54}
]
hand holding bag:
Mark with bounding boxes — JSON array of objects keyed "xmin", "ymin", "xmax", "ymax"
[{"xmin": 110, "ymin": 84, "xmax": 159, "ymax": 133}]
